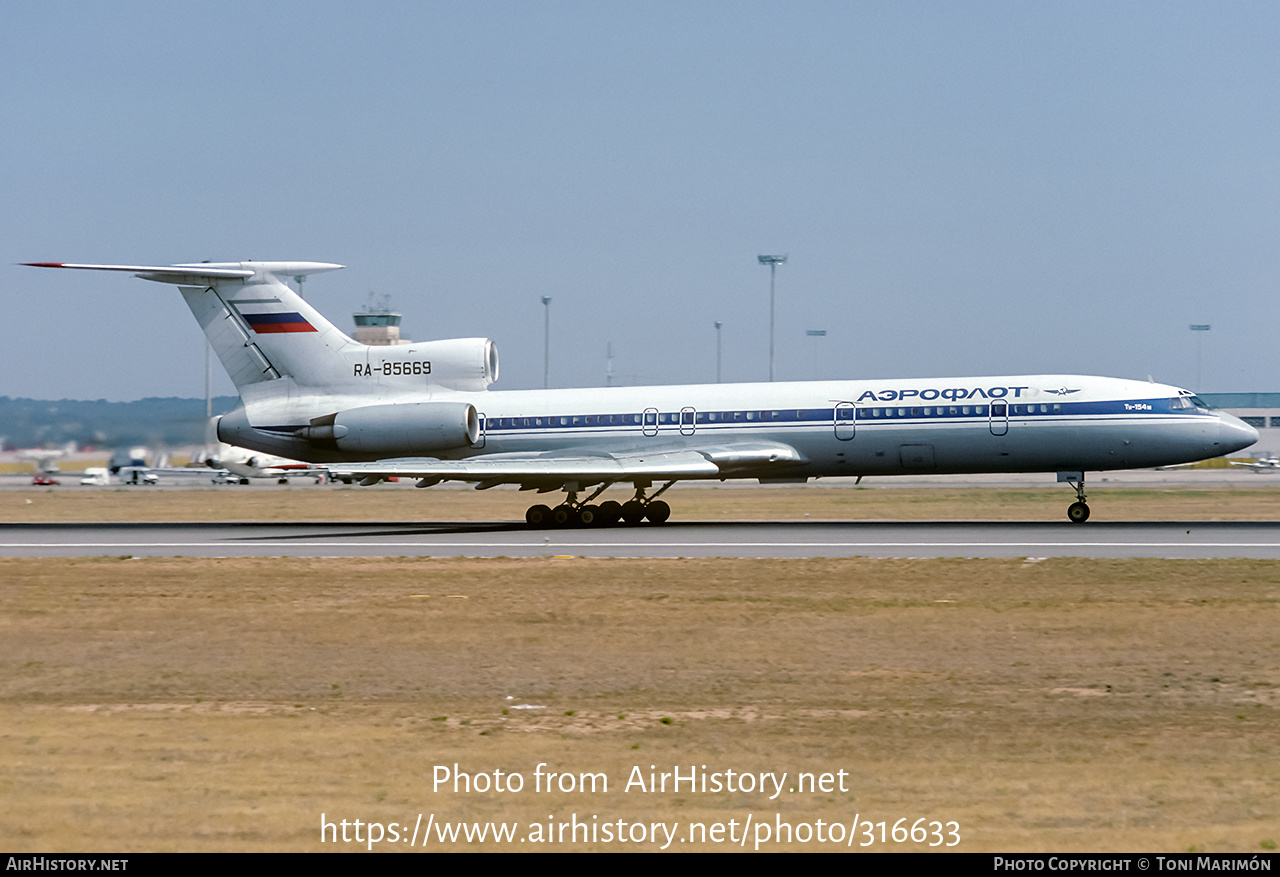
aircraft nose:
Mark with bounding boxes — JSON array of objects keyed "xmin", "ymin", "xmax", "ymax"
[{"xmin": 1217, "ymin": 412, "xmax": 1259, "ymax": 455}]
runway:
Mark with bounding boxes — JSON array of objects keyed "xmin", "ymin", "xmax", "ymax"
[{"xmin": 5, "ymin": 520, "xmax": 1280, "ymax": 558}]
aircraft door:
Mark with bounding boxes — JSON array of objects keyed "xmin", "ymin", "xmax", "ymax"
[
  {"xmin": 989, "ymin": 401, "xmax": 1009, "ymax": 436},
  {"xmin": 680, "ymin": 407, "xmax": 696, "ymax": 436},
  {"xmin": 834, "ymin": 402, "xmax": 856, "ymax": 440},
  {"xmin": 642, "ymin": 407, "xmax": 659, "ymax": 437}
]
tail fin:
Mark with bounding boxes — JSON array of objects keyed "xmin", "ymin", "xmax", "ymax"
[
  {"xmin": 171, "ymin": 262, "xmax": 353, "ymax": 391},
  {"xmin": 26, "ymin": 261, "xmax": 353, "ymax": 393},
  {"xmin": 27, "ymin": 261, "xmax": 499, "ymax": 406}
]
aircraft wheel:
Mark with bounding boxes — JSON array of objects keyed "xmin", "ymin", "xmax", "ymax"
[
  {"xmin": 526, "ymin": 504, "xmax": 553, "ymax": 528},
  {"xmin": 597, "ymin": 500, "xmax": 623, "ymax": 526},
  {"xmin": 1067, "ymin": 501, "xmax": 1090, "ymax": 524},
  {"xmin": 645, "ymin": 499, "xmax": 671, "ymax": 524},
  {"xmin": 620, "ymin": 500, "xmax": 646, "ymax": 525},
  {"xmin": 578, "ymin": 505, "xmax": 599, "ymax": 527},
  {"xmin": 552, "ymin": 504, "xmax": 579, "ymax": 527}
]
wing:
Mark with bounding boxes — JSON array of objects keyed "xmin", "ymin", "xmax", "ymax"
[{"xmin": 326, "ymin": 441, "xmax": 807, "ymax": 490}]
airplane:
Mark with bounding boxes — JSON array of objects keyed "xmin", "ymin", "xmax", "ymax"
[
  {"xmin": 1229, "ymin": 454, "xmax": 1280, "ymax": 473},
  {"xmin": 184, "ymin": 415, "xmax": 324, "ymax": 483},
  {"xmin": 25, "ymin": 260, "xmax": 1258, "ymax": 524},
  {"xmin": 15, "ymin": 442, "xmax": 76, "ymax": 474},
  {"xmin": 198, "ymin": 437, "xmax": 326, "ymax": 484}
]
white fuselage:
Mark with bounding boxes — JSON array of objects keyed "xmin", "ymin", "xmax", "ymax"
[{"xmin": 221, "ymin": 373, "xmax": 1256, "ymax": 480}]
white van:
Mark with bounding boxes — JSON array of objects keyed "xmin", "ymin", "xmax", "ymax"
[{"xmin": 79, "ymin": 467, "xmax": 111, "ymax": 486}]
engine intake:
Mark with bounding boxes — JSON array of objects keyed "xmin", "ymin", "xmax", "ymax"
[{"xmin": 418, "ymin": 338, "xmax": 498, "ymax": 391}]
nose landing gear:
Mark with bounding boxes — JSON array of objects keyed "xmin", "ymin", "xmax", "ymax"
[{"xmin": 1060, "ymin": 472, "xmax": 1091, "ymax": 523}]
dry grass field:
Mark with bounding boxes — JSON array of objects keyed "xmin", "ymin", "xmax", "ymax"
[
  {"xmin": 1, "ymin": 486, "xmax": 1278, "ymax": 852},
  {"xmin": 8, "ymin": 481, "xmax": 1280, "ymax": 523}
]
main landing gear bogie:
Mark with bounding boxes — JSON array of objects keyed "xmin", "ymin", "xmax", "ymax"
[{"xmin": 525, "ymin": 485, "xmax": 673, "ymax": 529}]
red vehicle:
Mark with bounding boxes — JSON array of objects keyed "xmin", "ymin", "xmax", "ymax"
[{"xmin": 32, "ymin": 474, "xmax": 60, "ymax": 485}]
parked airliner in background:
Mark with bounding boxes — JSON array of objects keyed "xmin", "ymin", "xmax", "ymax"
[
  {"xmin": 16, "ymin": 443, "xmax": 76, "ymax": 474},
  {"xmin": 1230, "ymin": 454, "xmax": 1280, "ymax": 473},
  {"xmin": 199, "ymin": 440, "xmax": 325, "ymax": 484},
  {"xmin": 26, "ymin": 261, "xmax": 1257, "ymax": 524}
]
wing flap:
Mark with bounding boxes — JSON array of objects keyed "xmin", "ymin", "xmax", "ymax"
[
  {"xmin": 327, "ymin": 441, "xmax": 806, "ymax": 488},
  {"xmin": 329, "ymin": 449, "xmax": 719, "ymax": 486}
]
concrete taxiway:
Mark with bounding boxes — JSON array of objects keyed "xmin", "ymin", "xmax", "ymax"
[{"xmin": 5, "ymin": 520, "xmax": 1280, "ymax": 559}]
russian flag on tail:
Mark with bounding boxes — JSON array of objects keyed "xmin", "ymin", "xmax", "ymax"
[{"xmin": 243, "ymin": 312, "xmax": 317, "ymax": 333}]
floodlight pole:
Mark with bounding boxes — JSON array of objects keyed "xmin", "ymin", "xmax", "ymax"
[
  {"xmin": 204, "ymin": 341, "xmax": 212, "ymax": 419},
  {"xmin": 806, "ymin": 329, "xmax": 826, "ymax": 379},
  {"xmin": 542, "ymin": 296, "xmax": 553, "ymax": 388},
  {"xmin": 714, "ymin": 321, "xmax": 723, "ymax": 383},
  {"xmin": 1190, "ymin": 324, "xmax": 1210, "ymax": 389},
  {"xmin": 758, "ymin": 255, "xmax": 787, "ymax": 381}
]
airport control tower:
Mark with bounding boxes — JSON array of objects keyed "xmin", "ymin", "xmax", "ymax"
[{"xmin": 353, "ymin": 294, "xmax": 411, "ymax": 346}]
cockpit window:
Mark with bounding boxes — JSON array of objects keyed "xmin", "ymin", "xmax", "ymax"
[{"xmin": 1172, "ymin": 395, "xmax": 1212, "ymax": 411}]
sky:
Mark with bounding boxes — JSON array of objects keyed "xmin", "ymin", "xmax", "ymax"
[{"xmin": 3, "ymin": 1, "xmax": 1278, "ymax": 402}]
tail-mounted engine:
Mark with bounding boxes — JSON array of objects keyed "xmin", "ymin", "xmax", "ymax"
[
  {"xmin": 422, "ymin": 338, "xmax": 499, "ymax": 391},
  {"xmin": 352, "ymin": 338, "xmax": 498, "ymax": 392},
  {"xmin": 299, "ymin": 401, "xmax": 479, "ymax": 457}
]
